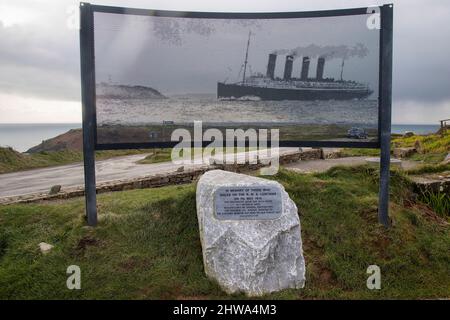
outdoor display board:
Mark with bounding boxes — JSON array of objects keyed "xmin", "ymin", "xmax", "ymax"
[{"xmin": 80, "ymin": 3, "xmax": 393, "ymax": 226}]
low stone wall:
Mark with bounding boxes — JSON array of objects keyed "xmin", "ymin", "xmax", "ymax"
[
  {"xmin": 393, "ymin": 147, "xmax": 416, "ymax": 159},
  {"xmin": 0, "ymin": 167, "xmax": 211, "ymax": 205},
  {"xmin": 321, "ymin": 148, "xmax": 343, "ymax": 159},
  {"xmin": 409, "ymin": 172, "xmax": 450, "ymax": 195},
  {"xmin": 1, "ymin": 148, "xmax": 322, "ymax": 205}
]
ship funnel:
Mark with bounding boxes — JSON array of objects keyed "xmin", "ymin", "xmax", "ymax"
[
  {"xmin": 316, "ymin": 57, "xmax": 325, "ymax": 80},
  {"xmin": 266, "ymin": 54, "xmax": 277, "ymax": 79},
  {"xmin": 300, "ymin": 56, "xmax": 310, "ymax": 80},
  {"xmin": 283, "ymin": 55, "xmax": 294, "ymax": 80}
]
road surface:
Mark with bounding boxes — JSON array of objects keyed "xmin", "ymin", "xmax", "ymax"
[
  {"xmin": 0, "ymin": 150, "xmax": 419, "ymax": 199},
  {"xmin": 0, "ymin": 148, "xmax": 297, "ymax": 198}
]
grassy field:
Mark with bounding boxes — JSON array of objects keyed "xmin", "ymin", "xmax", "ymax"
[
  {"xmin": 392, "ymin": 131, "xmax": 449, "ymax": 153},
  {"xmin": 0, "ymin": 147, "xmax": 150, "ymax": 174},
  {"xmin": 342, "ymin": 131, "xmax": 449, "ymax": 163},
  {"xmin": 340, "ymin": 148, "xmax": 380, "ymax": 157},
  {"xmin": 137, "ymin": 149, "xmax": 172, "ymax": 164},
  {"xmin": 392, "ymin": 131, "xmax": 449, "ymax": 164},
  {"xmin": 0, "ymin": 165, "xmax": 449, "ymax": 299}
]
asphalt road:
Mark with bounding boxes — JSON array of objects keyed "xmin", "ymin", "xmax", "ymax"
[
  {"xmin": 0, "ymin": 148, "xmax": 297, "ymax": 198},
  {"xmin": 0, "ymin": 149, "xmax": 418, "ymax": 199}
]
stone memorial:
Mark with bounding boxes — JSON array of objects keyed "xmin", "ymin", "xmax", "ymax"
[{"xmin": 196, "ymin": 170, "xmax": 305, "ymax": 296}]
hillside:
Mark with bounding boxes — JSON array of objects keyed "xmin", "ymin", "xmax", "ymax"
[
  {"xmin": 0, "ymin": 146, "xmax": 149, "ymax": 174},
  {"xmin": 0, "ymin": 166, "xmax": 448, "ymax": 299},
  {"xmin": 392, "ymin": 131, "xmax": 450, "ymax": 163},
  {"xmin": 96, "ymin": 83, "xmax": 166, "ymax": 99},
  {"xmin": 26, "ymin": 128, "xmax": 83, "ymax": 153}
]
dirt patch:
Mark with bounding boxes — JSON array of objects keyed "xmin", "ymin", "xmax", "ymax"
[
  {"xmin": 370, "ymin": 233, "xmax": 393, "ymax": 260},
  {"xmin": 302, "ymin": 235, "xmax": 338, "ymax": 287},
  {"xmin": 404, "ymin": 199, "xmax": 449, "ymax": 226},
  {"xmin": 318, "ymin": 268, "xmax": 335, "ymax": 284},
  {"xmin": 118, "ymin": 257, "xmax": 153, "ymax": 271},
  {"xmin": 359, "ymin": 207, "xmax": 379, "ymax": 224},
  {"xmin": 76, "ymin": 236, "xmax": 100, "ymax": 251},
  {"xmin": 27, "ymin": 129, "xmax": 83, "ymax": 153},
  {"xmin": 176, "ymin": 295, "xmax": 210, "ymax": 300}
]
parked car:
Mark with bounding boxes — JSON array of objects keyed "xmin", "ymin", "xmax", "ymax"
[{"xmin": 347, "ymin": 127, "xmax": 368, "ymax": 139}]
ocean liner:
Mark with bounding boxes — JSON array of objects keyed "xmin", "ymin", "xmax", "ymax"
[{"xmin": 217, "ymin": 33, "xmax": 373, "ymax": 101}]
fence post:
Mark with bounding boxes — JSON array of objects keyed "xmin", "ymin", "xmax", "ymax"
[
  {"xmin": 378, "ymin": 4, "xmax": 393, "ymax": 227},
  {"xmin": 80, "ymin": 3, "xmax": 97, "ymax": 226}
]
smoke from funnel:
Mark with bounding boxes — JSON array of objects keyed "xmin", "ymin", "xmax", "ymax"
[{"xmin": 272, "ymin": 43, "xmax": 369, "ymax": 61}]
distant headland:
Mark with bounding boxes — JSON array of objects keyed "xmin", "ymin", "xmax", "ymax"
[{"xmin": 96, "ymin": 83, "xmax": 166, "ymax": 99}]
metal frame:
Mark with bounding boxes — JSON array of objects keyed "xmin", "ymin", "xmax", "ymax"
[
  {"xmin": 378, "ymin": 4, "xmax": 393, "ymax": 227},
  {"xmin": 80, "ymin": 3, "xmax": 393, "ymax": 226},
  {"xmin": 80, "ymin": 3, "xmax": 97, "ymax": 226}
]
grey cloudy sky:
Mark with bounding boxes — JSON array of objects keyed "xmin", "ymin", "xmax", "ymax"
[
  {"xmin": 94, "ymin": 12, "xmax": 379, "ymax": 97},
  {"xmin": 0, "ymin": 0, "xmax": 449, "ymax": 124}
]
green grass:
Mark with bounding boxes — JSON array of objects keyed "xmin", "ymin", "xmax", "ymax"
[
  {"xmin": 392, "ymin": 131, "xmax": 450, "ymax": 154},
  {"xmin": 0, "ymin": 165, "xmax": 449, "ymax": 299},
  {"xmin": 342, "ymin": 132, "xmax": 449, "ymax": 164},
  {"xmin": 136, "ymin": 149, "xmax": 172, "ymax": 164},
  {"xmin": 392, "ymin": 132, "xmax": 449, "ymax": 164},
  {"xmin": 405, "ymin": 163, "xmax": 450, "ymax": 175},
  {"xmin": 419, "ymin": 190, "xmax": 450, "ymax": 219},
  {"xmin": 408, "ymin": 152, "xmax": 447, "ymax": 164},
  {"xmin": 0, "ymin": 147, "xmax": 150, "ymax": 174},
  {"xmin": 340, "ymin": 148, "xmax": 380, "ymax": 157}
]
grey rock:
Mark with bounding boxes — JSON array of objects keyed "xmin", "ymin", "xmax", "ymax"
[
  {"xmin": 299, "ymin": 148, "xmax": 321, "ymax": 160},
  {"xmin": 414, "ymin": 140, "xmax": 423, "ymax": 153},
  {"xmin": 196, "ymin": 170, "xmax": 305, "ymax": 296},
  {"xmin": 39, "ymin": 242, "xmax": 54, "ymax": 254},
  {"xmin": 321, "ymin": 148, "xmax": 342, "ymax": 159},
  {"xmin": 403, "ymin": 131, "xmax": 414, "ymax": 138},
  {"xmin": 443, "ymin": 153, "xmax": 450, "ymax": 164},
  {"xmin": 49, "ymin": 185, "xmax": 61, "ymax": 195},
  {"xmin": 409, "ymin": 173, "xmax": 450, "ymax": 195},
  {"xmin": 393, "ymin": 147, "xmax": 416, "ymax": 159}
]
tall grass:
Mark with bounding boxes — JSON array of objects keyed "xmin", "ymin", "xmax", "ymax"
[
  {"xmin": 392, "ymin": 131, "xmax": 449, "ymax": 154},
  {"xmin": 419, "ymin": 190, "xmax": 450, "ymax": 218}
]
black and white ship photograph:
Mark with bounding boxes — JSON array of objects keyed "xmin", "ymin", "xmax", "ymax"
[{"xmin": 94, "ymin": 11, "xmax": 380, "ymax": 144}]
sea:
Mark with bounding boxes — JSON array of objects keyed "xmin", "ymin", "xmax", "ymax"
[
  {"xmin": 0, "ymin": 123, "xmax": 81, "ymax": 153},
  {"xmin": 0, "ymin": 97, "xmax": 441, "ymax": 154},
  {"xmin": 96, "ymin": 95, "xmax": 379, "ymax": 126}
]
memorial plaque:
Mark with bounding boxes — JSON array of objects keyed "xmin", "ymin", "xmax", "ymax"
[{"xmin": 214, "ymin": 185, "xmax": 282, "ymax": 220}]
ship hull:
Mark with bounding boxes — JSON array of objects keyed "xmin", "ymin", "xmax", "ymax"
[{"xmin": 217, "ymin": 82, "xmax": 372, "ymax": 101}]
